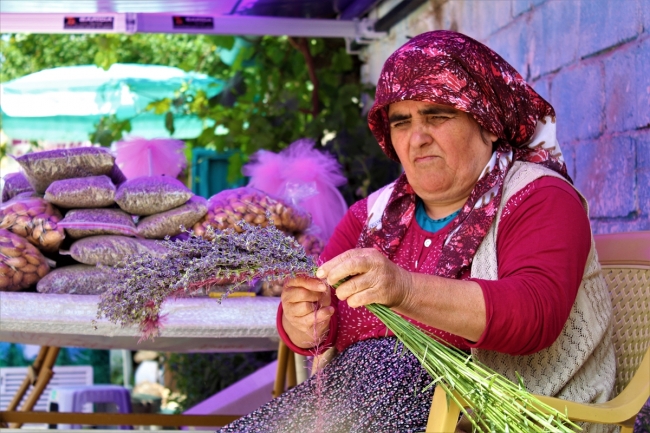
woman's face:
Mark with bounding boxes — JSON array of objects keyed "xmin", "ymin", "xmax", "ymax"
[{"xmin": 388, "ymin": 100, "xmax": 496, "ymax": 207}]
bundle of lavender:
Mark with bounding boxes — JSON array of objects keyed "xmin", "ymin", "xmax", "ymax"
[
  {"xmin": 96, "ymin": 221, "xmax": 576, "ymax": 432},
  {"xmin": 96, "ymin": 221, "xmax": 316, "ymax": 340},
  {"xmin": 369, "ymin": 304, "xmax": 579, "ymax": 432}
]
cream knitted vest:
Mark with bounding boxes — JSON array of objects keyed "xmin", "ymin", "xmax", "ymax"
[
  {"xmin": 366, "ymin": 163, "xmax": 617, "ymax": 431},
  {"xmin": 470, "ymin": 161, "xmax": 616, "ymax": 432}
]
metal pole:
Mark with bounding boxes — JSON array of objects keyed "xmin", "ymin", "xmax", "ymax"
[{"xmin": 122, "ymin": 349, "xmax": 133, "ymax": 389}]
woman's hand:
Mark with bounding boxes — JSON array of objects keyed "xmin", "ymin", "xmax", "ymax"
[
  {"xmin": 316, "ymin": 248, "xmax": 413, "ymax": 309},
  {"xmin": 281, "ymin": 276, "xmax": 334, "ymax": 348}
]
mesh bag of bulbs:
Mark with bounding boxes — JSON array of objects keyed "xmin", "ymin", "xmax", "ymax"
[{"xmin": 193, "ymin": 139, "xmax": 348, "ymax": 296}]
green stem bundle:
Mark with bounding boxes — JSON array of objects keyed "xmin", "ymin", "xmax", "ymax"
[{"xmin": 367, "ymin": 303, "xmax": 579, "ymax": 432}]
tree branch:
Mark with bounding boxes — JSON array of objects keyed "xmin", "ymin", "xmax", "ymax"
[{"xmin": 288, "ymin": 37, "xmax": 320, "ymax": 116}]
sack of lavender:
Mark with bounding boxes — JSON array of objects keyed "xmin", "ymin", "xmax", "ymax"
[
  {"xmin": 58, "ymin": 208, "xmax": 138, "ymax": 239},
  {"xmin": 14, "ymin": 147, "xmax": 115, "ymax": 193},
  {"xmin": 37, "ymin": 264, "xmax": 117, "ymax": 295},
  {"xmin": 136, "ymin": 195, "xmax": 207, "ymax": 239},
  {"xmin": 1, "ymin": 172, "xmax": 34, "ymax": 203},
  {"xmin": 44, "ymin": 175, "xmax": 116, "ymax": 209},
  {"xmin": 66, "ymin": 235, "xmax": 170, "ymax": 266},
  {"xmin": 115, "ymin": 175, "xmax": 193, "ymax": 216}
]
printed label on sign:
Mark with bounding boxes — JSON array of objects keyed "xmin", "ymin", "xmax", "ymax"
[
  {"xmin": 64, "ymin": 16, "xmax": 114, "ymax": 30},
  {"xmin": 172, "ymin": 16, "xmax": 214, "ymax": 29}
]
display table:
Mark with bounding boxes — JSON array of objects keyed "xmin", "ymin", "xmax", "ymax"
[
  {"xmin": 0, "ymin": 292, "xmax": 281, "ymax": 352},
  {"xmin": 0, "ymin": 292, "xmax": 295, "ymax": 428}
]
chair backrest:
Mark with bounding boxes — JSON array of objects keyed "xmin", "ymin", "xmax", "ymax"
[
  {"xmin": 594, "ymin": 231, "xmax": 650, "ymax": 396},
  {"xmin": 0, "ymin": 365, "xmax": 94, "ymax": 412}
]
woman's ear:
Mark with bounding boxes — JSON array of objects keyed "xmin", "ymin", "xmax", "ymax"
[{"xmin": 480, "ymin": 128, "xmax": 498, "ymax": 147}]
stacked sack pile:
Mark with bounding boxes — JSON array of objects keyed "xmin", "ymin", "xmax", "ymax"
[
  {"xmin": 1, "ymin": 146, "xmax": 207, "ymax": 295},
  {"xmin": 192, "ymin": 139, "xmax": 348, "ymax": 296},
  {"xmin": 2, "ymin": 139, "xmax": 347, "ymax": 298}
]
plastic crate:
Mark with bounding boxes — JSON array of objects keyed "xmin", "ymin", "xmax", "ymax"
[{"xmin": 191, "ymin": 148, "xmax": 246, "ymax": 199}]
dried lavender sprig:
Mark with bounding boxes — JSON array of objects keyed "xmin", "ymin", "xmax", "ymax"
[
  {"xmin": 96, "ymin": 221, "xmax": 316, "ymax": 340},
  {"xmin": 172, "ymin": 223, "xmax": 317, "ymax": 292}
]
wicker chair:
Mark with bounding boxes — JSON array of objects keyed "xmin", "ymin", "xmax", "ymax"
[{"xmin": 425, "ymin": 231, "xmax": 650, "ymax": 432}]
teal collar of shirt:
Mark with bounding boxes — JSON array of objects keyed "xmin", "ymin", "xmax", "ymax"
[{"xmin": 415, "ymin": 198, "xmax": 461, "ymax": 234}]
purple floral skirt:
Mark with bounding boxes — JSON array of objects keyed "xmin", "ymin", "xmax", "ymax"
[
  {"xmin": 217, "ymin": 337, "xmax": 436, "ymax": 433},
  {"xmin": 635, "ymin": 398, "xmax": 650, "ymax": 433}
]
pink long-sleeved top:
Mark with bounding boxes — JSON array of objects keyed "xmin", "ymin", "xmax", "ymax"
[{"xmin": 278, "ymin": 177, "xmax": 591, "ymax": 357}]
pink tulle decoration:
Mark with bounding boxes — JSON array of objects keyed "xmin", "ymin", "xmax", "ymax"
[
  {"xmin": 114, "ymin": 137, "xmax": 187, "ymax": 179},
  {"xmin": 242, "ymin": 149, "xmax": 286, "ymax": 196},
  {"xmin": 243, "ymin": 139, "xmax": 348, "ymax": 243}
]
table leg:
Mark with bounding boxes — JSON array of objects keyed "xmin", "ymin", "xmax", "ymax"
[
  {"xmin": 286, "ymin": 349, "xmax": 297, "ymax": 389},
  {"xmin": 295, "ymin": 354, "xmax": 307, "ymax": 385},
  {"xmin": 273, "ymin": 341, "xmax": 290, "ymax": 398},
  {"xmin": 5, "ymin": 346, "xmax": 48, "ymax": 413},
  {"xmin": 9, "ymin": 346, "xmax": 60, "ymax": 429}
]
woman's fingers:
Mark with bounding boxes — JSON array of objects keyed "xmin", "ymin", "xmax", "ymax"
[
  {"xmin": 294, "ymin": 305, "xmax": 334, "ymax": 326},
  {"xmin": 284, "ymin": 301, "xmax": 334, "ymax": 336},
  {"xmin": 335, "ymin": 274, "xmax": 381, "ymax": 307},
  {"xmin": 318, "ymin": 248, "xmax": 411, "ymax": 308},
  {"xmin": 282, "ymin": 283, "xmax": 330, "ymax": 306},
  {"xmin": 281, "ymin": 276, "xmax": 334, "ymax": 337},
  {"xmin": 334, "ymin": 273, "xmax": 367, "ymax": 300},
  {"xmin": 285, "ymin": 275, "xmax": 327, "ymax": 292},
  {"xmin": 317, "ymin": 248, "xmax": 377, "ymax": 287},
  {"xmin": 282, "ymin": 285, "xmax": 320, "ymax": 304}
]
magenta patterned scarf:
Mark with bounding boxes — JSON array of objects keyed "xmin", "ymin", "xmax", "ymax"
[{"xmin": 361, "ymin": 30, "xmax": 570, "ymax": 279}]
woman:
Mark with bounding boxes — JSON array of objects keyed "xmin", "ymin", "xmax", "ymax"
[{"xmin": 219, "ymin": 30, "xmax": 615, "ymax": 433}]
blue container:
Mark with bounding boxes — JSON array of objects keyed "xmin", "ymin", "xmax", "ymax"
[{"xmin": 191, "ymin": 148, "xmax": 247, "ymax": 199}]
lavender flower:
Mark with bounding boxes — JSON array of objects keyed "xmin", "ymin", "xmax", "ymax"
[
  {"xmin": 96, "ymin": 221, "xmax": 316, "ymax": 341},
  {"xmin": 635, "ymin": 397, "xmax": 650, "ymax": 433}
]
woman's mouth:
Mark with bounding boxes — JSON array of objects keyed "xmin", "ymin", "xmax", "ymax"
[{"xmin": 414, "ymin": 155, "xmax": 439, "ymax": 163}]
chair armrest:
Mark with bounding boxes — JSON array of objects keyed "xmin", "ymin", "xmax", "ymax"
[
  {"xmin": 536, "ymin": 347, "xmax": 650, "ymax": 425},
  {"xmin": 425, "ymin": 386, "xmax": 465, "ymax": 432}
]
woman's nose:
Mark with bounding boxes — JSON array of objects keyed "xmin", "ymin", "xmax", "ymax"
[{"xmin": 410, "ymin": 121, "xmax": 433, "ymax": 148}]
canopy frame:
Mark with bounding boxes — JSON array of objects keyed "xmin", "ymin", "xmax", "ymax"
[{"xmin": 0, "ymin": 12, "xmax": 387, "ymax": 42}]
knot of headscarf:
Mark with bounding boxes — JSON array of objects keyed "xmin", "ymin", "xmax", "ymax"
[{"xmin": 360, "ymin": 30, "xmax": 570, "ymax": 279}]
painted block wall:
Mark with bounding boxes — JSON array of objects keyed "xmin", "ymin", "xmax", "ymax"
[{"xmin": 360, "ymin": 0, "xmax": 650, "ymax": 234}]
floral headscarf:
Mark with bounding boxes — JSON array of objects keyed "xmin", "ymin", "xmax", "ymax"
[{"xmin": 361, "ymin": 30, "xmax": 570, "ymax": 279}]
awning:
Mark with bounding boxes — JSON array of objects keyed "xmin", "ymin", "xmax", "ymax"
[
  {"xmin": 0, "ymin": 63, "xmax": 223, "ymax": 141},
  {"xmin": 0, "ymin": 0, "xmax": 396, "ymax": 40},
  {"xmin": 0, "ymin": 0, "xmax": 431, "ymax": 55}
]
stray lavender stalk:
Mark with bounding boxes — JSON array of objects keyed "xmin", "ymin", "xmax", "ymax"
[{"xmin": 96, "ymin": 220, "xmax": 316, "ymax": 341}]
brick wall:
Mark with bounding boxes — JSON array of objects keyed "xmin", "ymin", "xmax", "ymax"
[{"xmin": 361, "ymin": 0, "xmax": 650, "ymax": 234}]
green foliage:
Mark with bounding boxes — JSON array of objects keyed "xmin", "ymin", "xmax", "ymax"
[
  {"xmin": 0, "ymin": 344, "xmax": 28, "ymax": 367},
  {"xmin": 0, "ymin": 34, "xmax": 99, "ymax": 82},
  {"xmin": 53, "ymin": 349, "xmax": 111, "ymax": 384},
  {"xmin": 164, "ymin": 351, "xmax": 276, "ymax": 412},
  {"xmin": 0, "ymin": 140, "xmax": 39, "ymax": 170},
  {"xmin": 0, "ymin": 345, "xmax": 109, "ymax": 385},
  {"xmin": 173, "ymin": 35, "xmax": 400, "ymax": 203},
  {"xmin": 0, "ymin": 33, "xmax": 225, "ymax": 82},
  {"xmin": 89, "ymin": 115, "xmax": 132, "ymax": 147},
  {"xmin": 1, "ymin": 33, "xmax": 400, "ymax": 203}
]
